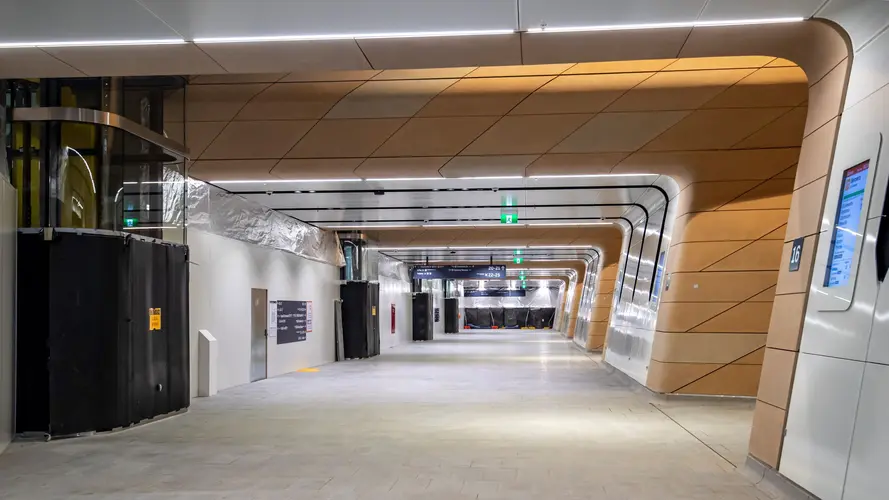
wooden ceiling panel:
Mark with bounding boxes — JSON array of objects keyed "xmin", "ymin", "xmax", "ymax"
[
  {"xmin": 511, "ymin": 73, "xmax": 654, "ymax": 115},
  {"xmin": 526, "ymin": 153, "xmax": 628, "ymax": 176},
  {"xmin": 733, "ymin": 107, "xmax": 808, "ymax": 149},
  {"xmin": 417, "ymin": 76, "xmax": 553, "ymax": 117},
  {"xmin": 373, "ymin": 116, "xmax": 499, "ymax": 157},
  {"xmin": 565, "ymin": 59, "xmax": 676, "ymax": 75},
  {"xmin": 704, "ymin": 67, "xmax": 809, "ymax": 108},
  {"xmin": 439, "ymin": 155, "xmax": 539, "ymax": 177},
  {"xmin": 201, "ymin": 120, "xmax": 317, "ymax": 160},
  {"xmin": 0, "ymin": 48, "xmax": 87, "ymax": 78},
  {"xmin": 553, "ymin": 111, "xmax": 691, "ymax": 153},
  {"xmin": 467, "ymin": 64, "xmax": 574, "ymax": 78},
  {"xmin": 271, "ymin": 158, "xmax": 364, "ymax": 179},
  {"xmin": 606, "ymin": 69, "xmax": 756, "ymax": 112},
  {"xmin": 663, "ymin": 56, "xmax": 776, "ymax": 71},
  {"xmin": 190, "ymin": 159, "xmax": 278, "ymax": 181},
  {"xmin": 185, "ymin": 83, "xmax": 270, "ymax": 122},
  {"xmin": 373, "ymin": 68, "xmax": 476, "ymax": 80},
  {"xmin": 643, "ymin": 107, "xmax": 791, "ymax": 151},
  {"xmin": 326, "ymin": 79, "xmax": 458, "ymax": 119},
  {"xmin": 462, "ymin": 114, "xmax": 593, "ymax": 155},
  {"xmin": 235, "ymin": 81, "xmax": 362, "ymax": 121},
  {"xmin": 186, "ymin": 122, "xmax": 229, "ymax": 159},
  {"xmin": 286, "ymin": 118, "xmax": 407, "ymax": 158},
  {"xmin": 355, "ymin": 157, "xmax": 449, "ymax": 178}
]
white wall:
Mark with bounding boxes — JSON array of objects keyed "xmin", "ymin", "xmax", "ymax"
[
  {"xmin": 188, "ymin": 229, "xmax": 339, "ymax": 395},
  {"xmin": 0, "ymin": 177, "xmax": 15, "ymax": 454},
  {"xmin": 779, "ymin": 4, "xmax": 889, "ymax": 499},
  {"xmin": 379, "ymin": 275, "xmax": 412, "ymax": 349}
]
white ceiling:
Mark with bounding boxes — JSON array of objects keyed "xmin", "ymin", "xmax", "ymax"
[{"xmin": 1, "ymin": 0, "xmax": 831, "ymax": 44}]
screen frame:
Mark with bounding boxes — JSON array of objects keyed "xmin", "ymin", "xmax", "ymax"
[{"xmin": 813, "ymin": 134, "xmax": 882, "ymax": 313}]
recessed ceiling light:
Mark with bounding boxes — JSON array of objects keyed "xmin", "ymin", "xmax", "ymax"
[
  {"xmin": 526, "ymin": 222, "xmax": 613, "ymax": 226},
  {"xmin": 0, "ymin": 38, "xmax": 186, "ymax": 48},
  {"xmin": 456, "ymin": 176, "xmax": 524, "ymax": 180},
  {"xmin": 323, "ymin": 224, "xmax": 420, "ymax": 229},
  {"xmin": 194, "ymin": 29, "xmax": 514, "ymax": 44},
  {"xmin": 525, "ymin": 17, "xmax": 804, "ymax": 34},
  {"xmin": 210, "ymin": 178, "xmax": 362, "ymax": 184},
  {"xmin": 529, "ymin": 173, "xmax": 658, "ymax": 179}
]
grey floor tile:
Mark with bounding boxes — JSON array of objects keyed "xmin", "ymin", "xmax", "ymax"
[{"xmin": 0, "ymin": 331, "xmax": 779, "ymax": 499}]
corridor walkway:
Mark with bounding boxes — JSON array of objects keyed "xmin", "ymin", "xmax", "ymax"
[{"xmin": 0, "ymin": 332, "xmax": 768, "ymax": 499}]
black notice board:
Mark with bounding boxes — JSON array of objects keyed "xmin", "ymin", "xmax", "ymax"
[{"xmin": 277, "ymin": 300, "xmax": 311, "ymax": 344}]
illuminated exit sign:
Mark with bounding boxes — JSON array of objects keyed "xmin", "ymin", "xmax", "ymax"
[
  {"xmin": 513, "ymin": 257, "xmax": 523, "ymax": 264},
  {"xmin": 501, "ymin": 213, "xmax": 519, "ymax": 224}
]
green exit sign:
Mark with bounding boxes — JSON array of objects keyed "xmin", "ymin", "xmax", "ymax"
[
  {"xmin": 124, "ymin": 217, "xmax": 138, "ymax": 227},
  {"xmin": 501, "ymin": 213, "xmax": 519, "ymax": 224},
  {"xmin": 519, "ymin": 274, "xmax": 526, "ymax": 281},
  {"xmin": 521, "ymin": 282, "xmax": 527, "ymax": 289},
  {"xmin": 513, "ymin": 257, "xmax": 523, "ymax": 264}
]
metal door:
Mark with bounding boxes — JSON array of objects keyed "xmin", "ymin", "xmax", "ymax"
[{"xmin": 250, "ymin": 288, "xmax": 268, "ymax": 382}]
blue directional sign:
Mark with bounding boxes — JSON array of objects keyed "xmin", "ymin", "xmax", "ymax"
[
  {"xmin": 464, "ymin": 289, "xmax": 526, "ymax": 297},
  {"xmin": 411, "ymin": 265, "xmax": 507, "ymax": 280}
]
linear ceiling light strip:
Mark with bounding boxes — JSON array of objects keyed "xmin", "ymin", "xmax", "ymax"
[
  {"xmin": 525, "ymin": 17, "xmax": 803, "ymax": 33},
  {"xmin": 1, "ymin": 17, "xmax": 803, "ymax": 48}
]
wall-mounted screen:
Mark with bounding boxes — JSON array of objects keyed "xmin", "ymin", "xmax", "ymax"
[{"xmin": 824, "ymin": 160, "xmax": 871, "ymax": 288}]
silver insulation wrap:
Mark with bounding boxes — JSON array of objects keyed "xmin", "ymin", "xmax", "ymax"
[{"xmin": 178, "ymin": 178, "xmax": 344, "ymax": 267}]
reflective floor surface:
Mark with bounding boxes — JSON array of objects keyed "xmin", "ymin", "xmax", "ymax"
[{"xmin": 0, "ymin": 331, "xmax": 769, "ymax": 499}]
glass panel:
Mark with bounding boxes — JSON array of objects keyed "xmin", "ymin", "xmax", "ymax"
[{"xmin": 9, "ymin": 121, "xmax": 41, "ymax": 227}]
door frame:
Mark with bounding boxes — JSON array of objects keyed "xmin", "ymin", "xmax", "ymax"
[{"xmin": 250, "ymin": 288, "xmax": 268, "ymax": 382}]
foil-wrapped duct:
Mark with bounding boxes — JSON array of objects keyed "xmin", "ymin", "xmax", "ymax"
[{"xmin": 171, "ymin": 177, "xmax": 344, "ymax": 267}]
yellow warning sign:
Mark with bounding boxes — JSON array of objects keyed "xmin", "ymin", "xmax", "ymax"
[
  {"xmin": 149, "ymin": 308, "xmax": 162, "ymax": 331},
  {"xmin": 371, "ymin": 306, "xmax": 377, "ymax": 316}
]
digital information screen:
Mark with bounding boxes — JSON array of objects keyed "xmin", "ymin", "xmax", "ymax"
[{"xmin": 824, "ymin": 161, "xmax": 870, "ymax": 288}]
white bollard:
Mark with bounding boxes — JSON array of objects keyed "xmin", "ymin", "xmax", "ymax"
[{"xmin": 198, "ymin": 330, "xmax": 218, "ymax": 397}]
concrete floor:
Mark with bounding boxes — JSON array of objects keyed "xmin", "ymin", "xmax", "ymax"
[{"xmin": 0, "ymin": 331, "xmax": 770, "ymax": 499}]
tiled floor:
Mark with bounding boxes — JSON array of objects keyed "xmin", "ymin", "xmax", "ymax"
[{"xmin": 0, "ymin": 331, "xmax": 771, "ymax": 499}]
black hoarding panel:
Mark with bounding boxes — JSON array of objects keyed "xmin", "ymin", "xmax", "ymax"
[
  {"xmin": 166, "ymin": 244, "xmax": 190, "ymax": 414},
  {"xmin": 16, "ymin": 231, "xmax": 190, "ymax": 437},
  {"xmin": 48, "ymin": 232, "xmax": 126, "ymax": 435},
  {"xmin": 490, "ymin": 308, "xmax": 505, "ymax": 328},
  {"xmin": 464, "ymin": 308, "xmax": 479, "ymax": 328},
  {"xmin": 529, "ymin": 308, "xmax": 557, "ymax": 329},
  {"xmin": 444, "ymin": 298, "xmax": 459, "ymax": 333},
  {"xmin": 476, "ymin": 309, "xmax": 492, "ymax": 329},
  {"xmin": 504, "ymin": 308, "xmax": 519, "ymax": 329},
  {"xmin": 370, "ymin": 283, "xmax": 380, "ymax": 355},
  {"xmin": 16, "ymin": 232, "xmax": 51, "ymax": 433},
  {"xmin": 412, "ymin": 293, "xmax": 432, "ymax": 341},
  {"xmin": 340, "ymin": 282, "xmax": 377, "ymax": 359},
  {"xmin": 516, "ymin": 308, "xmax": 531, "ymax": 328}
]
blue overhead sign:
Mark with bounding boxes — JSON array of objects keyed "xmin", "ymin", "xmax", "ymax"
[
  {"xmin": 411, "ymin": 265, "xmax": 507, "ymax": 280},
  {"xmin": 464, "ymin": 289, "xmax": 526, "ymax": 297}
]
